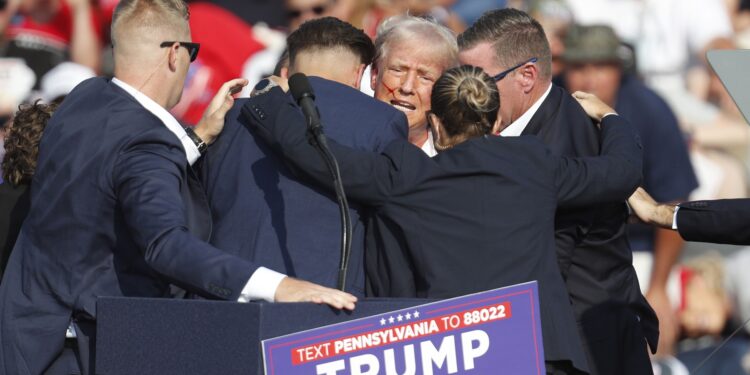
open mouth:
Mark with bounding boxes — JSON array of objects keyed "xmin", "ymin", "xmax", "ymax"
[{"xmin": 390, "ymin": 99, "xmax": 416, "ymax": 113}]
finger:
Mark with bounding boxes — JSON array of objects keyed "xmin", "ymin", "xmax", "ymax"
[
  {"xmin": 318, "ymin": 293, "xmax": 345, "ymax": 310},
  {"xmin": 217, "ymin": 78, "xmax": 249, "ymax": 99}
]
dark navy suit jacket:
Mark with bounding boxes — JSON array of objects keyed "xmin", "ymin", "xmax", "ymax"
[
  {"xmin": 244, "ymin": 86, "xmax": 645, "ymax": 373},
  {"xmin": 677, "ymin": 199, "xmax": 750, "ymax": 245},
  {"xmin": 0, "ymin": 78, "xmax": 256, "ymax": 375},
  {"xmin": 202, "ymin": 77, "xmax": 407, "ymax": 296}
]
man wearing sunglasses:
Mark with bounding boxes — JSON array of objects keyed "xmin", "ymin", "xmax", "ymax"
[
  {"xmin": 0, "ymin": 1, "xmax": 355, "ymax": 374},
  {"xmin": 285, "ymin": 0, "xmax": 335, "ymax": 31},
  {"xmin": 458, "ymin": 8, "xmax": 656, "ymax": 375}
]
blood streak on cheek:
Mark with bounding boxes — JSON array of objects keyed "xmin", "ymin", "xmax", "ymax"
[{"xmin": 381, "ymin": 81, "xmax": 398, "ymax": 98}]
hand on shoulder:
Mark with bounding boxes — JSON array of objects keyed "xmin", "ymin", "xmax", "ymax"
[{"xmin": 572, "ymin": 91, "xmax": 617, "ymax": 122}]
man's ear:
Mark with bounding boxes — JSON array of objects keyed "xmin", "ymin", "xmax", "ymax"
[
  {"xmin": 167, "ymin": 43, "xmax": 179, "ymax": 72},
  {"xmin": 517, "ymin": 63, "xmax": 539, "ymax": 94},
  {"xmin": 491, "ymin": 114, "xmax": 503, "ymax": 135},
  {"xmin": 429, "ymin": 113, "xmax": 445, "ymax": 145},
  {"xmin": 370, "ymin": 65, "xmax": 379, "ymax": 92},
  {"xmin": 353, "ymin": 64, "xmax": 366, "ymax": 90}
]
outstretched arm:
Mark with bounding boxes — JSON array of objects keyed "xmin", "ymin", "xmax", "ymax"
[
  {"xmin": 243, "ymin": 86, "xmax": 405, "ymax": 207},
  {"xmin": 628, "ymin": 187, "xmax": 676, "ymax": 228},
  {"xmin": 114, "ymin": 122, "xmax": 357, "ymax": 309},
  {"xmin": 554, "ymin": 92, "xmax": 644, "ymax": 207}
]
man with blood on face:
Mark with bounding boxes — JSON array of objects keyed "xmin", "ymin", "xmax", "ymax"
[{"xmin": 370, "ymin": 15, "xmax": 458, "ymax": 156}]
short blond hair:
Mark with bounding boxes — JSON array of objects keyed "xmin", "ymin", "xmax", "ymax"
[{"xmin": 111, "ymin": 0, "xmax": 190, "ymax": 48}]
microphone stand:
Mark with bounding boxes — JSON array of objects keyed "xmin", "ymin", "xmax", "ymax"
[{"xmin": 306, "ymin": 123, "xmax": 352, "ymax": 292}]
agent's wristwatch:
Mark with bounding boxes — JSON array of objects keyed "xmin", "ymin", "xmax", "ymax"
[
  {"xmin": 184, "ymin": 126, "xmax": 208, "ymax": 154},
  {"xmin": 250, "ymin": 78, "xmax": 279, "ymax": 98}
]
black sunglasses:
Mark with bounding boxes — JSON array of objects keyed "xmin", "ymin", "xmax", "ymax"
[
  {"xmin": 287, "ymin": 4, "xmax": 328, "ymax": 19},
  {"xmin": 492, "ymin": 57, "xmax": 538, "ymax": 82},
  {"xmin": 160, "ymin": 41, "xmax": 201, "ymax": 62}
]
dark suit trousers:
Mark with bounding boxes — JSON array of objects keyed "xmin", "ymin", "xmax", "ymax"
[{"xmin": 581, "ymin": 304, "xmax": 653, "ymax": 375}]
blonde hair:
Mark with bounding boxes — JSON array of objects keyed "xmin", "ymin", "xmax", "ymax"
[
  {"xmin": 430, "ymin": 65, "xmax": 499, "ymax": 151},
  {"xmin": 111, "ymin": 0, "xmax": 190, "ymax": 49},
  {"xmin": 373, "ymin": 15, "xmax": 458, "ymax": 71}
]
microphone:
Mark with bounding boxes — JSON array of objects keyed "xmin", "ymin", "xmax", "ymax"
[
  {"xmin": 289, "ymin": 73, "xmax": 324, "ymax": 138},
  {"xmin": 287, "ymin": 73, "xmax": 353, "ymax": 293}
]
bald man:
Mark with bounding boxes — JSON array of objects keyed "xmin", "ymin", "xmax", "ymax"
[{"xmin": 0, "ymin": 1, "xmax": 354, "ymax": 374}]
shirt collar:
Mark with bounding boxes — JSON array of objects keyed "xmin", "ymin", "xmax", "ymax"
[
  {"xmin": 111, "ymin": 78, "xmax": 187, "ymax": 142},
  {"xmin": 420, "ymin": 129, "xmax": 438, "ymax": 157},
  {"xmin": 500, "ymin": 83, "xmax": 552, "ymax": 137}
]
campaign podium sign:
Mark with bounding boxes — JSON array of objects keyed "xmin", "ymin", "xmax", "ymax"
[{"xmin": 262, "ymin": 281, "xmax": 544, "ymax": 375}]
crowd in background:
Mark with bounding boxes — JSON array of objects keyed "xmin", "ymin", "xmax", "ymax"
[{"xmin": 1, "ymin": 0, "xmax": 750, "ymax": 373}]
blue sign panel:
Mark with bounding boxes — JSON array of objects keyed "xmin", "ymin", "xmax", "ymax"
[{"xmin": 263, "ymin": 281, "xmax": 544, "ymax": 374}]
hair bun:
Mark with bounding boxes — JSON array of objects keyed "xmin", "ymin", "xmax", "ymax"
[{"xmin": 456, "ymin": 75, "xmax": 493, "ymax": 113}]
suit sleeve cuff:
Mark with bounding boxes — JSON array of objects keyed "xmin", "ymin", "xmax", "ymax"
[
  {"xmin": 179, "ymin": 134, "xmax": 201, "ymax": 166},
  {"xmin": 672, "ymin": 206, "xmax": 680, "ymax": 230},
  {"xmin": 237, "ymin": 267, "xmax": 287, "ymax": 303},
  {"xmin": 602, "ymin": 112, "xmax": 618, "ymax": 119}
]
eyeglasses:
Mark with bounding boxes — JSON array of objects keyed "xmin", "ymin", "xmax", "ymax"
[
  {"xmin": 287, "ymin": 3, "xmax": 329, "ymax": 19},
  {"xmin": 160, "ymin": 41, "xmax": 201, "ymax": 62},
  {"xmin": 492, "ymin": 57, "xmax": 538, "ymax": 82}
]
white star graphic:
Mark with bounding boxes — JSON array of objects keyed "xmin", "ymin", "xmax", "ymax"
[
  {"xmin": 388, "ymin": 316, "xmax": 395, "ymax": 324},
  {"xmin": 405, "ymin": 312, "xmax": 412, "ymax": 320},
  {"xmin": 380, "ymin": 318, "xmax": 386, "ymax": 326},
  {"xmin": 397, "ymin": 314, "xmax": 403, "ymax": 322},
  {"xmin": 413, "ymin": 310, "xmax": 420, "ymax": 318}
]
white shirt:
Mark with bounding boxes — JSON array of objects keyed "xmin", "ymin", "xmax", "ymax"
[
  {"xmin": 500, "ymin": 84, "xmax": 552, "ymax": 137},
  {"xmin": 420, "ymin": 130, "xmax": 438, "ymax": 157},
  {"xmin": 111, "ymin": 78, "xmax": 285, "ymax": 303},
  {"xmin": 112, "ymin": 78, "xmax": 201, "ymax": 165}
]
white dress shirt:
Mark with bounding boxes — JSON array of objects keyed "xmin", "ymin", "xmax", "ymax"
[
  {"xmin": 111, "ymin": 78, "xmax": 285, "ymax": 303},
  {"xmin": 420, "ymin": 130, "xmax": 438, "ymax": 157},
  {"xmin": 500, "ymin": 84, "xmax": 552, "ymax": 137}
]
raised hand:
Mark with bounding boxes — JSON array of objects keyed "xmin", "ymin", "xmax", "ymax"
[
  {"xmin": 572, "ymin": 91, "xmax": 616, "ymax": 122},
  {"xmin": 194, "ymin": 78, "xmax": 249, "ymax": 144}
]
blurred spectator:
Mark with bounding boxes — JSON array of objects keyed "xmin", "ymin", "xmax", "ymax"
[
  {"xmin": 0, "ymin": 100, "xmax": 56, "ymax": 281},
  {"xmin": 563, "ymin": 0, "xmax": 734, "ymax": 132},
  {"xmin": 285, "ymin": 0, "xmax": 336, "ymax": 31},
  {"xmin": 0, "ymin": 58, "xmax": 35, "ymax": 117},
  {"xmin": 198, "ymin": 0, "xmax": 287, "ymax": 29},
  {"xmin": 362, "ymin": 0, "xmax": 466, "ymax": 38},
  {"xmin": 529, "ymin": 0, "xmax": 573, "ymax": 77},
  {"xmin": 561, "ymin": 24, "xmax": 699, "ymax": 357},
  {"xmin": 451, "ymin": 0, "xmax": 506, "ymax": 26},
  {"xmin": 662, "ymin": 252, "xmax": 750, "ymax": 374},
  {"xmin": 370, "ymin": 15, "xmax": 458, "ymax": 155},
  {"xmin": 170, "ymin": 2, "xmax": 264, "ymax": 125},
  {"xmin": 38, "ymin": 61, "xmax": 94, "ymax": 102},
  {"xmin": 0, "ymin": 0, "xmax": 103, "ymax": 86}
]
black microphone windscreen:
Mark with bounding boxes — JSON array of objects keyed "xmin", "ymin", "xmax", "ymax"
[{"xmin": 289, "ymin": 73, "xmax": 314, "ymax": 103}]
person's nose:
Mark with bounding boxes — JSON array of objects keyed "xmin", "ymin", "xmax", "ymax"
[{"xmin": 400, "ymin": 70, "xmax": 416, "ymax": 95}]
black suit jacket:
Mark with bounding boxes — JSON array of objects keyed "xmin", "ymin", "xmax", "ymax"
[
  {"xmin": 0, "ymin": 183, "xmax": 29, "ymax": 282},
  {"xmin": 202, "ymin": 77, "xmax": 407, "ymax": 296},
  {"xmin": 677, "ymin": 199, "xmax": 750, "ymax": 245},
  {"xmin": 522, "ymin": 85, "xmax": 658, "ymax": 366},
  {"xmin": 245, "ymin": 87, "xmax": 644, "ymax": 372},
  {"xmin": 0, "ymin": 78, "xmax": 256, "ymax": 375}
]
